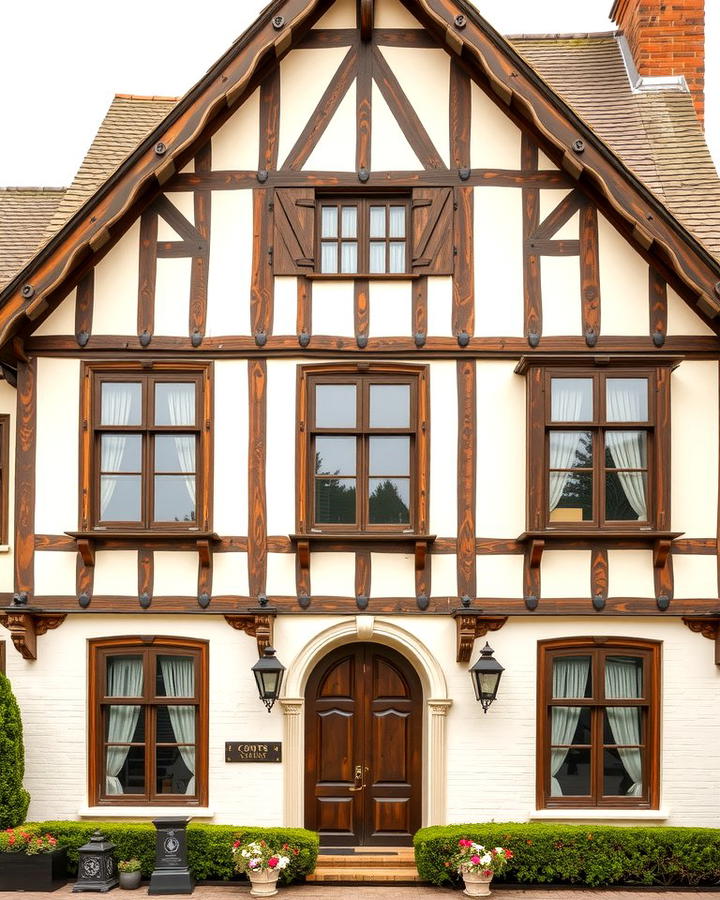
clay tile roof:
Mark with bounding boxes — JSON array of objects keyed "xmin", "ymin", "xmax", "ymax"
[
  {"xmin": 0, "ymin": 188, "xmax": 66, "ymax": 291},
  {"xmin": 509, "ymin": 33, "xmax": 720, "ymax": 258},
  {"xmin": 45, "ymin": 94, "xmax": 178, "ymax": 237}
]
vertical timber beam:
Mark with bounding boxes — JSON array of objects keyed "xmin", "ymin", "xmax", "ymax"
[
  {"xmin": 74, "ymin": 271, "xmax": 94, "ymax": 346},
  {"xmin": 522, "ymin": 135, "xmax": 541, "ymax": 345},
  {"xmin": 456, "ymin": 360, "xmax": 476, "ymax": 600},
  {"xmin": 449, "ymin": 59, "xmax": 471, "ymax": 171},
  {"xmin": 138, "ymin": 549, "xmax": 154, "ymax": 607},
  {"xmin": 579, "ymin": 203, "xmax": 600, "ymax": 347},
  {"xmin": 251, "ymin": 190, "xmax": 274, "ymax": 339},
  {"xmin": 356, "ymin": 21, "xmax": 372, "ymax": 172},
  {"xmin": 354, "ymin": 279, "xmax": 369, "ymax": 347},
  {"xmin": 259, "ymin": 67, "xmax": 280, "ymax": 173},
  {"xmin": 137, "ymin": 209, "xmax": 157, "ymax": 341},
  {"xmin": 649, "ymin": 267, "xmax": 667, "ymax": 347},
  {"xmin": 190, "ymin": 142, "xmax": 212, "ymax": 340},
  {"xmin": 15, "ymin": 358, "xmax": 36, "ymax": 602},
  {"xmin": 248, "ymin": 360, "xmax": 268, "ymax": 599}
]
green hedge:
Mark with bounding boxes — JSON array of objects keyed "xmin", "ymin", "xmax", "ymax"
[
  {"xmin": 0, "ymin": 674, "xmax": 30, "ymax": 829},
  {"xmin": 414, "ymin": 823, "xmax": 720, "ymax": 887},
  {"xmin": 26, "ymin": 822, "xmax": 318, "ymax": 884}
]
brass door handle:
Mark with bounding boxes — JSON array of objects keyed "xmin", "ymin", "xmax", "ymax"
[{"xmin": 348, "ymin": 764, "xmax": 364, "ymax": 792}]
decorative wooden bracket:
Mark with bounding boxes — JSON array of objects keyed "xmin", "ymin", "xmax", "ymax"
[
  {"xmin": 451, "ymin": 610, "xmax": 508, "ymax": 663},
  {"xmin": 77, "ymin": 538, "xmax": 95, "ymax": 567},
  {"xmin": 224, "ymin": 609, "xmax": 276, "ymax": 656},
  {"xmin": 653, "ymin": 538, "xmax": 672, "ymax": 569},
  {"xmin": 360, "ymin": 0, "xmax": 374, "ymax": 41},
  {"xmin": 0, "ymin": 609, "xmax": 67, "ymax": 660},
  {"xmin": 682, "ymin": 616, "xmax": 720, "ymax": 666}
]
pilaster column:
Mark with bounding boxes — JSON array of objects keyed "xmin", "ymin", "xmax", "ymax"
[
  {"xmin": 427, "ymin": 698, "xmax": 453, "ymax": 825},
  {"xmin": 280, "ymin": 697, "xmax": 304, "ymax": 826}
]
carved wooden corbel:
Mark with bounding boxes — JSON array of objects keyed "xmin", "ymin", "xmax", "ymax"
[
  {"xmin": 682, "ymin": 616, "xmax": 720, "ymax": 665},
  {"xmin": 451, "ymin": 611, "xmax": 508, "ymax": 662},
  {"xmin": 224, "ymin": 610, "xmax": 276, "ymax": 656},
  {"xmin": 0, "ymin": 610, "xmax": 67, "ymax": 660}
]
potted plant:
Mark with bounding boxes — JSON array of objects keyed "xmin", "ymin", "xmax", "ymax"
[
  {"xmin": 453, "ymin": 839, "xmax": 513, "ymax": 897},
  {"xmin": 118, "ymin": 858, "xmax": 142, "ymax": 890},
  {"xmin": 0, "ymin": 828, "xmax": 67, "ymax": 891},
  {"xmin": 231, "ymin": 839, "xmax": 293, "ymax": 897}
]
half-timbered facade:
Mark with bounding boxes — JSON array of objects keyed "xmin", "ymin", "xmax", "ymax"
[{"xmin": 1, "ymin": 0, "xmax": 720, "ymax": 841}]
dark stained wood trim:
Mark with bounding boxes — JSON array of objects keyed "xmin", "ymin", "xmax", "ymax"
[
  {"xmin": 449, "ymin": 59, "xmax": 471, "ymax": 170},
  {"xmin": 522, "ymin": 135, "xmax": 541, "ymax": 344},
  {"xmin": 355, "ymin": 548, "xmax": 371, "ymax": 599},
  {"xmin": 259, "ymin": 67, "xmax": 281, "ymax": 172},
  {"xmin": 453, "ymin": 186, "xmax": 474, "ymax": 335},
  {"xmin": 412, "ymin": 276, "xmax": 428, "ymax": 340},
  {"xmin": 297, "ymin": 275, "xmax": 313, "ymax": 337},
  {"xmin": 371, "ymin": 44, "xmax": 446, "ymax": 170},
  {"xmin": 359, "ymin": 0, "xmax": 373, "ymax": 41},
  {"xmin": 523, "ymin": 539, "xmax": 542, "ymax": 607},
  {"xmin": 529, "ymin": 239, "xmax": 580, "ymax": 257},
  {"xmin": 283, "ymin": 45, "xmax": 358, "ymax": 170},
  {"xmin": 137, "ymin": 210, "xmax": 158, "ymax": 340},
  {"xmin": 300, "ymin": 28, "xmax": 437, "ymax": 49},
  {"xmin": 251, "ymin": 189, "xmax": 274, "ymax": 336},
  {"xmin": 649, "ymin": 267, "xmax": 667, "ymax": 346},
  {"xmin": 74, "ymin": 271, "xmax": 94, "ymax": 343},
  {"xmin": 14, "ymin": 358, "xmax": 36, "ymax": 599},
  {"xmin": 156, "ymin": 241, "xmax": 207, "ymax": 259},
  {"xmin": 299, "ymin": 28, "xmax": 357, "ymax": 48},
  {"xmin": 0, "ymin": 416, "xmax": 9, "ymax": 546},
  {"xmin": 356, "ymin": 37, "xmax": 372, "ymax": 172},
  {"xmin": 190, "ymin": 142, "xmax": 212, "ymax": 339},
  {"xmin": 456, "ymin": 360, "xmax": 476, "ymax": 599},
  {"xmin": 76, "ymin": 552, "xmax": 94, "ymax": 606},
  {"xmin": 580, "ymin": 203, "xmax": 601, "ymax": 345},
  {"xmin": 533, "ymin": 189, "xmax": 585, "ymax": 241},
  {"xmin": 152, "ymin": 195, "xmax": 202, "ymax": 243},
  {"xmin": 170, "ymin": 169, "xmax": 572, "ymax": 190},
  {"xmin": 654, "ymin": 364, "xmax": 671, "ymax": 532},
  {"xmin": 198, "ymin": 545, "xmax": 213, "ymax": 604},
  {"xmin": 354, "ymin": 279, "xmax": 369, "ymax": 346},
  {"xmin": 590, "ymin": 545, "xmax": 608, "ymax": 605},
  {"xmin": 0, "ymin": 641, "xmax": 4, "ymax": 674},
  {"xmin": 248, "ymin": 359, "xmax": 267, "ymax": 597},
  {"xmin": 138, "ymin": 548, "xmax": 154, "ymax": 602}
]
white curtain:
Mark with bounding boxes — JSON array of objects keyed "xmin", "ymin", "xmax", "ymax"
[
  {"xmin": 166, "ymin": 388, "xmax": 196, "ymax": 510},
  {"xmin": 605, "ymin": 659, "xmax": 643, "ymax": 796},
  {"xmin": 549, "ymin": 384, "xmax": 587, "ymax": 512},
  {"xmin": 100, "ymin": 387, "xmax": 135, "ymax": 517},
  {"xmin": 159, "ymin": 656, "xmax": 196, "ymax": 795},
  {"xmin": 105, "ymin": 658, "xmax": 143, "ymax": 795},
  {"xmin": 606, "ymin": 385, "xmax": 647, "ymax": 520},
  {"xmin": 550, "ymin": 657, "xmax": 591, "ymax": 796}
]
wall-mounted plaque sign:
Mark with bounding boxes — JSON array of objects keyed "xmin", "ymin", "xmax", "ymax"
[{"xmin": 225, "ymin": 742, "xmax": 282, "ymax": 763}]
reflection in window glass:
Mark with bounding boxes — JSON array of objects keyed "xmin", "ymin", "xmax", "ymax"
[
  {"xmin": 549, "ymin": 471, "xmax": 593, "ymax": 521},
  {"xmin": 155, "ymin": 476, "xmax": 196, "ymax": 523},
  {"xmin": 315, "ymin": 384, "xmax": 357, "ymax": 428},
  {"xmin": 369, "ymin": 384, "xmax": 410, "ymax": 428},
  {"xmin": 369, "ymin": 478, "xmax": 410, "ymax": 524},
  {"xmin": 100, "ymin": 475, "xmax": 142, "ymax": 522},
  {"xmin": 606, "ymin": 378, "xmax": 648, "ymax": 422},
  {"xmin": 156, "ymin": 657, "xmax": 195, "ymax": 697},
  {"xmin": 315, "ymin": 437, "xmax": 356, "ymax": 476},
  {"xmin": 551, "ymin": 379, "xmax": 593, "ymax": 422},
  {"xmin": 369, "ymin": 436, "xmax": 410, "ymax": 475},
  {"xmin": 315, "ymin": 478, "xmax": 356, "ymax": 524}
]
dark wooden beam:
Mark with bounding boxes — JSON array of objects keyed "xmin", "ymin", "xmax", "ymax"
[
  {"xmin": 190, "ymin": 142, "xmax": 212, "ymax": 340},
  {"xmin": 14, "ymin": 358, "xmax": 36, "ymax": 602},
  {"xmin": 580, "ymin": 203, "xmax": 601, "ymax": 346},
  {"xmin": 137, "ymin": 210, "xmax": 157, "ymax": 341},
  {"xmin": 522, "ymin": 135, "xmax": 541, "ymax": 345},
  {"xmin": 248, "ymin": 360, "xmax": 267, "ymax": 598},
  {"xmin": 449, "ymin": 59, "xmax": 471, "ymax": 170},
  {"xmin": 259, "ymin": 67, "xmax": 281, "ymax": 172},
  {"xmin": 456, "ymin": 360, "xmax": 476, "ymax": 599},
  {"xmin": 74, "ymin": 271, "xmax": 94, "ymax": 346}
]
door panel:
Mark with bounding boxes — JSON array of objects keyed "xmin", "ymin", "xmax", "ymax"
[{"xmin": 305, "ymin": 643, "xmax": 422, "ymax": 846}]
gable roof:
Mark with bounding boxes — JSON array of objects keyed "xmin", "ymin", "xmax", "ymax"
[
  {"xmin": 2, "ymin": 0, "xmax": 720, "ymax": 342},
  {"xmin": 0, "ymin": 188, "xmax": 66, "ymax": 291}
]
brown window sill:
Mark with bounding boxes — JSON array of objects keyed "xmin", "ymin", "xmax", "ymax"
[
  {"xmin": 517, "ymin": 529, "xmax": 683, "ymax": 542},
  {"xmin": 290, "ymin": 533, "xmax": 436, "ymax": 577},
  {"xmin": 67, "ymin": 530, "xmax": 219, "ymax": 567},
  {"xmin": 305, "ymin": 273, "xmax": 420, "ymax": 281}
]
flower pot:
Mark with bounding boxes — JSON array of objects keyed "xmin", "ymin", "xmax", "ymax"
[
  {"xmin": 461, "ymin": 869, "xmax": 493, "ymax": 897},
  {"xmin": 248, "ymin": 868, "xmax": 281, "ymax": 897},
  {"xmin": 119, "ymin": 870, "xmax": 142, "ymax": 890},
  {"xmin": 0, "ymin": 847, "xmax": 67, "ymax": 891}
]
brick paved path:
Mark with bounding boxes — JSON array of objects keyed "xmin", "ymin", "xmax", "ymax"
[{"xmin": 0, "ymin": 884, "xmax": 711, "ymax": 899}]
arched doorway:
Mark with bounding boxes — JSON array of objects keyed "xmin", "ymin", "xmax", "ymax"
[{"xmin": 304, "ymin": 642, "xmax": 423, "ymax": 846}]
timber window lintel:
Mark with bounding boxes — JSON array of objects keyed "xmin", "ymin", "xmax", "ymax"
[
  {"xmin": 224, "ymin": 609, "xmax": 277, "ymax": 656},
  {"xmin": 450, "ymin": 609, "xmax": 508, "ymax": 663},
  {"xmin": 0, "ymin": 607, "xmax": 66, "ymax": 660}
]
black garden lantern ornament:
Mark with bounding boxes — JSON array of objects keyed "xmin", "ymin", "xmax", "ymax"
[
  {"xmin": 72, "ymin": 830, "xmax": 118, "ymax": 892},
  {"xmin": 252, "ymin": 647, "xmax": 286, "ymax": 712},
  {"xmin": 469, "ymin": 642, "xmax": 505, "ymax": 713}
]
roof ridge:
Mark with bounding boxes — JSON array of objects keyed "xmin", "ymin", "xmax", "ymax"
[
  {"xmin": 0, "ymin": 186, "xmax": 66, "ymax": 193},
  {"xmin": 507, "ymin": 31, "xmax": 618, "ymax": 40},
  {"xmin": 113, "ymin": 93, "xmax": 179, "ymax": 102}
]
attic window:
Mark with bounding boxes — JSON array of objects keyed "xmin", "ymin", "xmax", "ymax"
[{"xmin": 318, "ymin": 197, "xmax": 409, "ymax": 275}]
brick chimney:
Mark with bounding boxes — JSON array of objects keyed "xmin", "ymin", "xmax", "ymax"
[{"xmin": 610, "ymin": 0, "xmax": 705, "ymax": 122}]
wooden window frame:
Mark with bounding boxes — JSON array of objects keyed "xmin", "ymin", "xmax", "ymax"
[
  {"xmin": 88, "ymin": 636, "xmax": 208, "ymax": 807},
  {"xmin": 536, "ymin": 637, "xmax": 661, "ymax": 810},
  {"xmin": 316, "ymin": 195, "xmax": 411, "ymax": 276},
  {"xmin": 80, "ymin": 362, "xmax": 212, "ymax": 533},
  {"xmin": 525, "ymin": 362, "xmax": 672, "ymax": 535},
  {"xmin": 0, "ymin": 414, "xmax": 9, "ymax": 545},
  {"xmin": 296, "ymin": 363, "xmax": 429, "ymax": 535}
]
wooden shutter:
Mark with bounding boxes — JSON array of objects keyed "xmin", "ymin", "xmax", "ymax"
[
  {"xmin": 273, "ymin": 188, "xmax": 316, "ymax": 274},
  {"xmin": 411, "ymin": 187, "xmax": 454, "ymax": 275}
]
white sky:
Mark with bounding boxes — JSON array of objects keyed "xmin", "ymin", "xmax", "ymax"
[{"xmin": 0, "ymin": 0, "xmax": 695, "ymax": 187}]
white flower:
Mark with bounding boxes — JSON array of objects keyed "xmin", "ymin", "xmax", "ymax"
[{"xmin": 480, "ymin": 854, "xmax": 492, "ymax": 866}]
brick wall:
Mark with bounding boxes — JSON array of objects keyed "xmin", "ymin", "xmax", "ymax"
[{"xmin": 611, "ymin": 0, "xmax": 705, "ymax": 122}]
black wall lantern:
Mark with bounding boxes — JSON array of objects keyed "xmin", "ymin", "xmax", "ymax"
[
  {"xmin": 252, "ymin": 647, "xmax": 286, "ymax": 712},
  {"xmin": 469, "ymin": 642, "xmax": 504, "ymax": 713}
]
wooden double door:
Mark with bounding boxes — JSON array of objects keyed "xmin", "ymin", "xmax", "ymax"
[{"xmin": 304, "ymin": 643, "xmax": 423, "ymax": 846}]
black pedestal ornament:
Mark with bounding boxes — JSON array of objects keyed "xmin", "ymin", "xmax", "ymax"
[
  {"xmin": 148, "ymin": 817, "xmax": 194, "ymax": 895},
  {"xmin": 72, "ymin": 830, "xmax": 118, "ymax": 892}
]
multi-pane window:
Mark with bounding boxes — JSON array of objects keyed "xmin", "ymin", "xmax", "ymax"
[
  {"xmin": 90, "ymin": 638, "xmax": 207, "ymax": 805},
  {"xmin": 538, "ymin": 638, "xmax": 659, "ymax": 808},
  {"xmin": 318, "ymin": 198, "xmax": 409, "ymax": 275},
  {"xmin": 85, "ymin": 366, "xmax": 210, "ymax": 530},
  {"xmin": 301, "ymin": 367, "xmax": 427, "ymax": 533},
  {"xmin": 543, "ymin": 371, "xmax": 657, "ymax": 528}
]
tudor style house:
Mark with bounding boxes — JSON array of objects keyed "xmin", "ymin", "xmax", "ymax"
[{"xmin": 1, "ymin": 0, "xmax": 720, "ymax": 849}]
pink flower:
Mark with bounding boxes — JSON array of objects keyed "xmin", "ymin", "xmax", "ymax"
[
  {"xmin": 470, "ymin": 855, "xmax": 481, "ymax": 865},
  {"xmin": 268, "ymin": 857, "xmax": 279, "ymax": 869},
  {"xmin": 458, "ymin": 839, "xmax": 473, "ymax": 847}
]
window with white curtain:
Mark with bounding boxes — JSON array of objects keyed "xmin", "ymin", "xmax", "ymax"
[
  {"xmin": 538, "ymin": 638, "xmax": 659, "ymax": 809},
  {"xmin": 318, "ymin": 197, "xmax": 409, "ymax": 274},
  {"xmin": 85, "ymin": 366, "xmax": 210, "ymax": 530},
  {"xmin": 90, "ymin": 637, "xmax": 207, "ymax": 806}
]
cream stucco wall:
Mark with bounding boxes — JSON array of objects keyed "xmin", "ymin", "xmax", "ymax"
[
  {"xmin": 33, "ymin": 288, "xmax": 76, "ymax": 337},
  {"xmin": 213, "ymin": 362, "xmax": 249, "ymax": 536},
  {"xmin": 304, "ymin": 83, "xmax": 356, "ymax": 172},
  {"xmin": 429, "ymin": 361, "xmax": 457, "ymax": 536},
  {"xmin": 273, "ymin": 277, "xmax": 298, "ymax": 335},
  {"xmin": 154, "ymin": 257, "xmax": 192, "ymax": 336},
  {"xmin": 666, "ymin": 285, "xmax": 716, "ymax": 335},
  {"xmin": 371, "ymin": 84, "xmax": 423, "ymax": 171},
  {"xmin": 541, "ymin": 256, "xmax": 581, "ymax": 336},
  {"xmin": 375, "ymin": 0, "xmax": 422, "ymax": 28},
  {"xmin": 368, "ymin": 281, "xmax": 412, "ymax": 336},
  {"xmin": 93, "ymin": 222, "xmax": 140, "ymax": 335},
  {"xmin": 206, "ymin": 190, "xmax": 254, "ymax": 336},
  {"xmin": 312, "ymin": 281, "xmax": 355, "ymax": 336},
  {"xmin": 426, "ymin": 277, "xmax": 453, "ymax": 336},
  {"xmin": 314, "ymin": 0, "xmax": 356, "ymax": 28},
  {"xmin": 474, "ymin": 187, "xmax": 524, "ymax": 336},
  {"xmin": 211, "ymin": 88, "xmax": 260, "ymax": 171},
  {"xmin": 6, "ymin": 614, "xmax": 718, "ymax": 827},
  {"xmin": 266, "ymin": 360, "xmax": 298, "ymax": 536},
  {"xmin": 598, "ymin": 213, "xmax": 649, "ymax": 336},
  {"xmin": 470, "ymin": 82, "xmax": 521, "ymax": 170}
]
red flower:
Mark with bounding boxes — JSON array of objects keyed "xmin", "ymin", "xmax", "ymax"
[
  {"xmin": 268, "ymin": 857, "xmax": 279, "ymax": 869},
  {"xmin": 233, "ymin": 841, "xmax": 240, "ymax": 848},
  {"xmin": 8, "ymin": 837, "xmax": 15, "ymax": 845},
  {"xmin": 505, "ymin": 850, "xmax": 513, "ymax": 859},
  {"xmin": 482, "ymin": 869, "xmax": 493, "ymax": 878},
  {"xmin": 293, "ymin": 849, "xmax": 299, "ymax": 856},
  {"xmin": 458, "ymin": 839, "xmax": 473, "ymax": 847}
]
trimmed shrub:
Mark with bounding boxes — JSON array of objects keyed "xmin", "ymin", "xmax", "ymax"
[
  {"xmin": 0, "ymin": 673, "xmax": 30, "ymax": 828},
  {"xmin": 414, "ymin": 823, "xmax": 720, "ymax": 888},
  {"xmin": 25, "ymin": 822, "xmax": 318, "ymax": 883}
]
